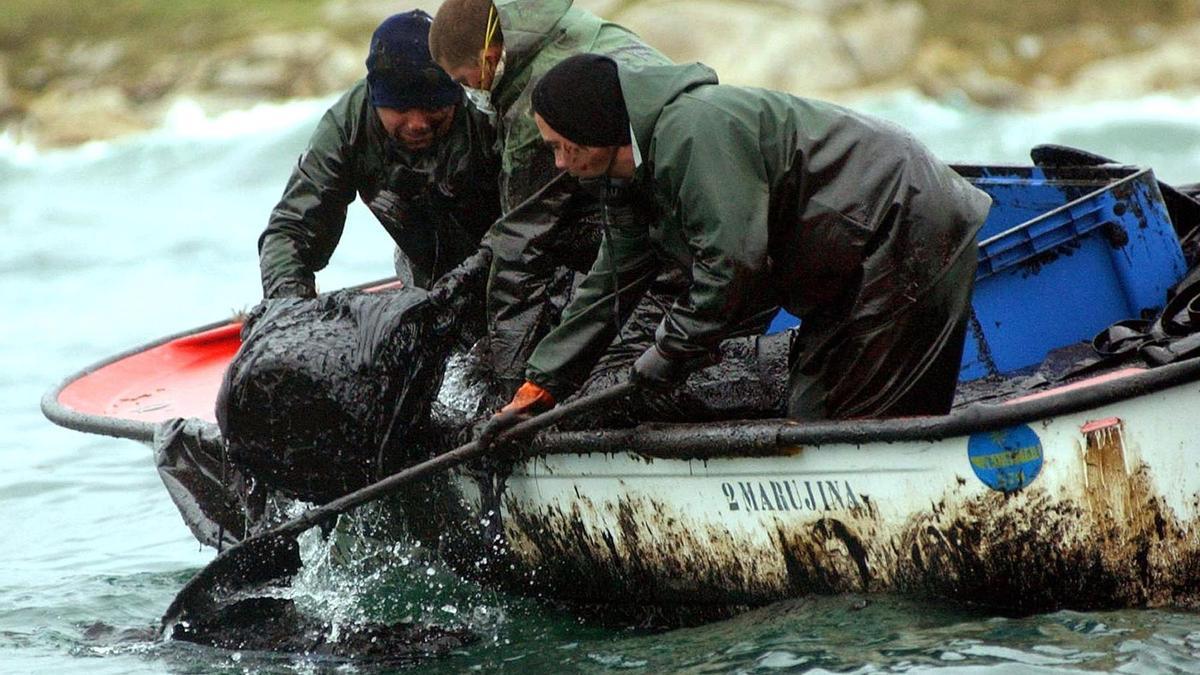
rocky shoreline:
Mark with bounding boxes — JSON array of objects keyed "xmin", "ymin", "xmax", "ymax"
[{"xmin": 3, "ymin": 0, "xmax": 1200, "ymax": 148}]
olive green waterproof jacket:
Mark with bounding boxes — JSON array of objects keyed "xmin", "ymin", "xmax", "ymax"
[
  {"xmin": 258, "ymin": 79, "xmax": 500, "ymax": 298},
  {"xmin": 526, "ymin": 63, "xmax": 993, "ymax": 397},
  {"xmin": 482, "ymin": 0, "xmax": 672, "ymax": 388}
]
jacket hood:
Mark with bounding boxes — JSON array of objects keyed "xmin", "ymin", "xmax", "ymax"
[
  {"xmin": 618, "ymin": 62, "xmax": 719, "ymax": 155},
  {"xmin": 494, "ymin": 0, "xmax": 573, "ymax": 78}
]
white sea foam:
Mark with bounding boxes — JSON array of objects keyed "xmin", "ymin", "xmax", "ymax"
[
  {"xmin": 158, "ymin": 95, "xmax": 337, "ymax": 140},
  {"xmin": 0, "ymin": 95, "xmax": 336, "ymax": 167},
  {"xmin": 4, "ymin": 90, "xmax": 1200, "ymax": 182},
  {"xmin": 849, "ymin": 90, "xmax": 1200, "ymax": 182},
  {"xmin": 0, "ymin": 126, "xmax": 118, "ymax": 167}
]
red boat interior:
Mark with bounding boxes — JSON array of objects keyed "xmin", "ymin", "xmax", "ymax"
[{"xmin": 56, "ymin": 322, "xmax": 243, "ymax": 424}]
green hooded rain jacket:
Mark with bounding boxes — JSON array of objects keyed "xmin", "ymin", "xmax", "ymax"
[{"xmin": 526, "ymin": 63, "xmax": 993, "ymax": 418}]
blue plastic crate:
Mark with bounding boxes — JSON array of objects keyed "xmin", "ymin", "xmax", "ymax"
[
  {"xmin": 958, "ymin": 164, "xmax": 1186, "ymax": 379},
  {"xmin": 765, "ymin": 164, "xmax": 1188, "ymax": 382}
]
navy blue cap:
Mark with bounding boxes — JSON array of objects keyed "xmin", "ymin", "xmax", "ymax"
[{"xmin": 366, "ymin": 11, "xmax": 461, "ymax": 110}]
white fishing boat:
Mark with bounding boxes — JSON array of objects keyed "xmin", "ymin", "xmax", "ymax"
[{"xmin": 42, "ymin": 150, "xmax": 1200, "ymax": 614}]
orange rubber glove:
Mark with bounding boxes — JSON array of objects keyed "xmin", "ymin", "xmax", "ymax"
[{"xmin": 478, "ymin": 381, "xmax": 556, "ymax": 451}]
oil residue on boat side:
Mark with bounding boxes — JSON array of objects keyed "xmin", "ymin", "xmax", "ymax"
[{"xmin": 480, "ymin": 450, "xmax": 1200, "ymax": 615}]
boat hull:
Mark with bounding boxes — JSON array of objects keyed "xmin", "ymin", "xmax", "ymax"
[
  {"xmin": 40, "ymin": 282, "xmax": 1200, "ymax": 613},
  {"xmin": 437, "ymin": 374, "xmax": 1200, "ymax": 612}
]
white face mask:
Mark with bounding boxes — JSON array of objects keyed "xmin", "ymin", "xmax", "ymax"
[
  {"xmin": 464, "ymin": 87, "xmax": 494, "ymax": 116},
  {"xmin": 464, "ymin": 51, "xmax": 505, "ymax": 118}
]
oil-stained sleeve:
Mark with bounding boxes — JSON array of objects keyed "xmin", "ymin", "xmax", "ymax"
[
  {"xmin": 524, "ymin": 214, "xmax": 660, "ymax": 399},
  {"xmin": 651, "ymin": 104, "xmax": 772, "ymax": 357},
  {"xmin": 484, "ymin": 162, "xmax": 580, "ymax": 389},
  {"xmin": 258, "ymin": 107, "xmax": 358, "ymax": 298}
]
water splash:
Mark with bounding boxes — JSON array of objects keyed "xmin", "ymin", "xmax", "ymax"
[
  {"xmin": 435, "ymin": 350, "xmax": 493, "ymax": 420},
  {"xmin": 275, "ymin": 500, "xmax": 520, "ymax": 648}
]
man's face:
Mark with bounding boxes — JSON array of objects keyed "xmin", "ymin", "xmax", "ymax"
[
  {"xmin": 534, "ymin": 113, "xmax": 615, "ymax": 179},
  {"xmin": 444, "ymin": 63, "xmax": 484, "ymax": 89},
  {"xmin": 440, "ymin": 45, "xmax": 501, "ymax": 90},
  {"xmin": 376, "ymin": 105, "xmax": 456, "ymax": 151}
]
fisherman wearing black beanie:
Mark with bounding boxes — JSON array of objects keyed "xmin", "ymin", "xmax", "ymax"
[
  {"xmin": 524, "ymin": 54, "xmax": 642, "ymax": 186},
  {"xmin": 531, "ymin": 54, "xmax": 630, "ymax": 148},
  {"xmin": 485, "ymin": 55, "xmax": 992, "ymax": 433}
]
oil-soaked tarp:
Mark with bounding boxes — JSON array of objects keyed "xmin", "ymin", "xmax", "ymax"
[
  {"xmin": 154, "ymin": 416, "xmax": 294, "ymax": 549},
  {"xmin": 154, "ymin": 417, "xmax": 253, "ymax": 549},
  {"xmin": 217, "ymin": 288, "xmax": 460, "ymax": 504}
]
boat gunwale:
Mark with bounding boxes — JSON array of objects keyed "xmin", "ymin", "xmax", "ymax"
[
  {"xmin": 41, "ymin": 316, "xmax": 236, "ymax": 443},
  {"xmin": 43, "ymin": 295, "xmax": 1200, "ymax": 456},
  {"xmin": 534, "ymin": 356, "xmax": 1200, "ymax": 459}
]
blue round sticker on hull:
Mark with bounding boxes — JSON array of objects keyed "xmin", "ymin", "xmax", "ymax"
[{"xmin": 968, "ymin": 425, "xmax": 1043, "ymax": 492}]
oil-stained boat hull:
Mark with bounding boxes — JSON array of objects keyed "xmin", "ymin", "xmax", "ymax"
[{"xmin": 434, "ymin": 369, "xmax": 1200, "ymax": 613}]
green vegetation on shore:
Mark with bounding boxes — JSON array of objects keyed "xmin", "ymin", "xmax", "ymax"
[
  {"xmin": 0, "ymin": 1, "xmax": 365, "ymax": 102},
  {"xmin": 3, "ymin": 0, "xmax": 1200, "ymax": 147},
  {"xmin": 1, "ymin": 1, "xmax": 330, "ymax": 61}
]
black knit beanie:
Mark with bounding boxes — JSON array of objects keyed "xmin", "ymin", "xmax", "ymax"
[
  {"xmin": 366, "ymin": 11, "xmax": 461, "ymax": 110},
  {"xmin": 532, "ymin": 54, "xmax": 630, "ymax": 147}
]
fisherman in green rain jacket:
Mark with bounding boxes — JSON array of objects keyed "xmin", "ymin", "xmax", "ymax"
[
  {"xmin": 430, "ymin": 0, "xmax": 690, "ymax": 398},
  {"xmin": 481, "ymin": 55, "xmax": 993, "ymax": 439},
  {"xmin": 258, "ymin": 11, "xmax": 500, "ymax": 299}
]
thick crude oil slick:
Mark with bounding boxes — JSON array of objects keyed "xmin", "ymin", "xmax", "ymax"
[{"xmin": 169, "ymin": 597, "xmax": 473, "ymax": 666}]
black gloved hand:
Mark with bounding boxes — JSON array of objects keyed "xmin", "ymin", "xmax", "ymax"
[
  {"xmin": 477, "ymin": 381, "xmax": 557, "ymax": 452},
  {"xmin": 426, "ymin": 248, "xmax": 493, "ymax": 336},
  {"xmin": 369, "ymin": 165, "xmax": 434, "ymax": 230},
  {"xmin": 427, "ymin": 247, "xmax": 492, "ymax": 309},
  {"xmin": 631, "ymin": 345, "xmax": 719, "ymax": 391}
]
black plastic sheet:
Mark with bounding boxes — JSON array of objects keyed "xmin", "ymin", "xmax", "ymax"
[
  {"xmin": 217, "ymin": 288, "xmax": 458, "ymax": 504},
  {"xmin": 154, "ymin": 417, "xmax": 254, "ymax": 549},
  {"xmin": 160, "ymin": 277, "xmax": 787, "ymax": 545}
]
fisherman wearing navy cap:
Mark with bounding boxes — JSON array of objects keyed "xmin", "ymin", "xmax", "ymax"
[{"xmin": 259, "ymin": 10, "xmax": 500, "ymax": 299}]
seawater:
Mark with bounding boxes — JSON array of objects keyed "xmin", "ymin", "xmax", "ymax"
[{"xmin": 4, "ymin": 91, "xmax": 1200, "ymax": 674}]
